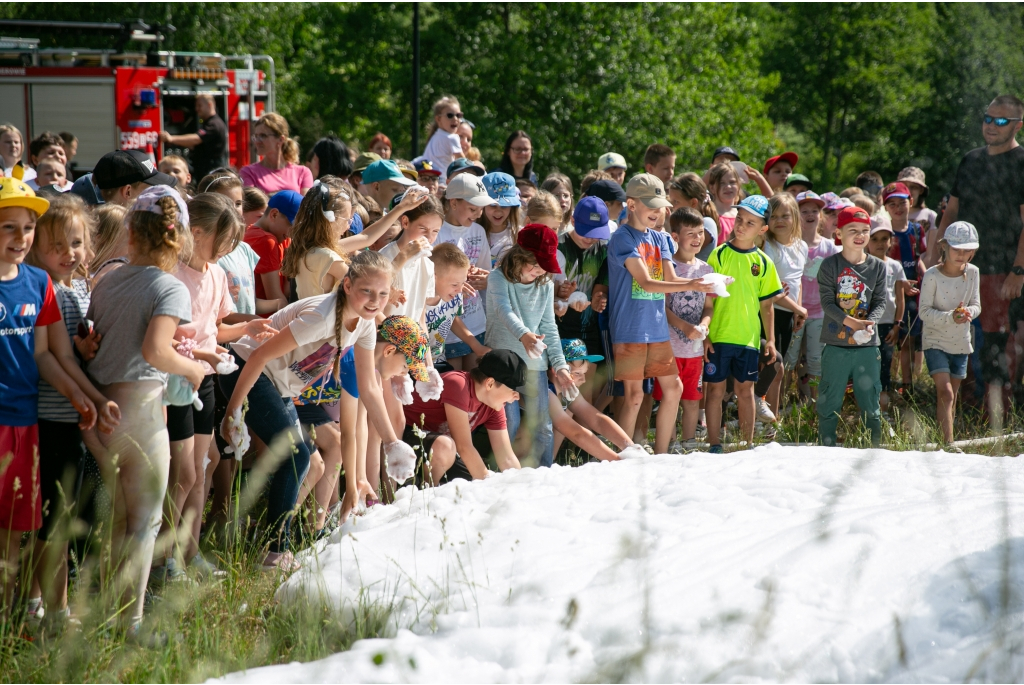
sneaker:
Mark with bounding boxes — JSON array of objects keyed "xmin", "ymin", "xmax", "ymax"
[
  {"xmin": 680, "ymin": 439, "xmax": 700, "ymax": 452},
  {"xmin": 165, "ymin": 557, "xmax": 194, "ymax": 584},
  {"xmin": 709, "ymin": 444, "xmax": 724, "ymax": 454},
  {"xmin": 26, "ymin": 596, "xmax": 44, "ymax": 621},
  {"xmin": 668, "ymin": 442, "xmax": 684, "ymax": 455},
  {"xmin": 695, "ymin": 423, "xmax": 707, "ymax": 439},
  {"xmin": 126, "ymin": 619, "xmax": 171, "ymax": 648},
  {"xmin": 261, "ymin": 550, "xmax": 301, "ymax": 574},
  {"xmin": 755, "ymin": 397, "xmax": 777, "ymax": 423},
  {"xmin": 189, "ymin": 553, "xmax": 226, "ymax": 580}
]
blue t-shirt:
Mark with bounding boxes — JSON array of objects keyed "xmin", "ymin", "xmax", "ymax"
[
  {"xmin": 607, "ymin": 224, "xmax": 674, "ymax": 344},
  {"xmin": 0, "ymin": 265, "xmax": 62, "ymax": 426}
]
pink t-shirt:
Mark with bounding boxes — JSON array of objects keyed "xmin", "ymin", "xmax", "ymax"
[
  {"xmin": 718, "ymin": 214, "xmax": 736, "ymax": 244},
  {"xmin": 173, "ymin": 262, "xmax": 234, "ymax": 374},
  {"xmin": 240, "ymin": 162, "xmax": 313, "ymax": 196},
  {"xmin": 802, "ymin": 237, "xmax": 841, "ymax": 319}
]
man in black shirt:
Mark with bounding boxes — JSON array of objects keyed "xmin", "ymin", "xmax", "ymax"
[
  {"xmin": 159, "ymin": 94, "xmax": 228, "ymax": 181},
  {"xmin": 933, "ymin": 94, "xmax": 1024, "ymax": 393}
]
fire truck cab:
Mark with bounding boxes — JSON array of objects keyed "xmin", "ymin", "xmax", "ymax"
[{"xmin": 0, "ymin": 20, "xmax": 274, "ymax": 174}]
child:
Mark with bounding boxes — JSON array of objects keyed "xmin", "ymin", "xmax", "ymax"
[
  {"xmin": 221, "ymin": 250, "xmax": 418, "ymax": 570},
  {"xmin": 85, "ymin": 185, "xmax": 204, "ymax": 632},
  {"xmin": 242, "ymin": 186, "xmax": 268, "ymax": 226},
  {"xmin": 897, "ymin": 167, "xmax": 937, "ymax": 233},
  {"xmin": 421, "ymin": 96, "xmax": 465, "ymax": 183},
  {"xmin": 412, "ymin": 159, "xmax": 442, "ymax": 198},
  {"xmin": 667, "ymin": 173, "xmax": 719, "ymax": 261},
  {"xmin": 245, "ymin": 189, "xmax": 302, "ymax": 310},
  {"xmin": 197, "ymin": 172, "xmax": 244, "ymax": 214},
  {"xmin": 540, "ymin": 173, "xmax": 574, "ymax": 233},
  {"xmin": 763, "ymin": 152, "xmax": 799, "ymax": 193},
  {"xmin": 816, "ymin": 206, "xmax": 887, "ymax": 447},
  {"xmin": 866, "ymin": 217, "xmax": 907, "ymax": 412},
  {"xmin": 480, "ymin": 172, "xmax": 521, "ymax": 268},
  {"xmin": 707, "ymin": 163, "xmax": 742, "ymax": 244},
  {"xmin": 524, "ymin": 190, "xmax": 563, "ymax": 232},
  {"xmin": 158, "ymin": 154, "xmax": 192, "ymax": 193},
  {"xmin": 425, "ymin": 243, "xmax": 491, "ymax": 368},
  {"xmin": 643, "ymin": 144, "xmax": 676, "ymax": 186},
  {"xmin": 608, "ymin": 174, "xmax": 714, "ymax": 455},
  {"xmin": 436, "ymin": 174, "xmax": 496, "ymax": 369},
  {"xmin": 584, "ymin": 179, "xmax": 627, "ymax": 235},
  {"xmin": 883, "ymin": 182, "xmax": 927, "ymax": 388},
  {"xmin": 401, "ymin": 350, "xmax": 525, "ymax": 483},
  {"xmin": 486, "ymin": 224, "xmax": 575, "ymax": 466},
  {"xmin": 553, "ymin": 196, "xmax": 611, "ymax": 404},
  {"xmin": 919, "ymin": 222, "xmax": 981, "ymax": 446},
  {"xmin": 662, "ymin": 208, "xmax": 715, "ymax": 444},
  {"xmin": 89, "ymin": 204, "xmax": 130, "ymax": 282},
  {"xmin": 28, "ymin": 159, "xmax": 72, "ymax": 192},
  {"xmin": 516, "ymin": 179, "xmax": 538, "ymax": 209},
  {"xmin": 704, "ymin": 196, "xmax": 782, "ymax": 453}
]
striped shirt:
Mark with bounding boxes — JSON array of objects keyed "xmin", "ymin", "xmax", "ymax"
[{"xmin": 37, "ymin": 279, "xmax": 90, "ymax": 423}]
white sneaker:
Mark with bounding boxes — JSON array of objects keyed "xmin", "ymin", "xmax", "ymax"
[{"xmin": 755, "ymin": 397, "xmax": 777, "ymax": 423}]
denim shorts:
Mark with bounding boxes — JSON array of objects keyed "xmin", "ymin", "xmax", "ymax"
[
  {"xmin": 444, "ymin": 332, "xmax": 485, "ymax": 360},
  {"xmin": 924, "ymin": 348, "xmax": 968, "ymax": 379}
]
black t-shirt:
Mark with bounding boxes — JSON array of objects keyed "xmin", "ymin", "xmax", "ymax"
[
  {"xmin": 555, "ymin": 233, "xmax": 608, "ymax": 349},
  {"xmin": 191, "ymin": 114, "xmax": 229, "ymax": 180},
  {"xmin": 950, "ymin": 145, "xmax": 1024, "ymax": 275}
]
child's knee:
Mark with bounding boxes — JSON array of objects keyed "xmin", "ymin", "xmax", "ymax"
[
  {"xmin": 622, "ymin": 383, "xmax": 644, "ymax": 406},
  {"xmin": 430, "ymin": 437, "xmax": 457, "ymax": 471},
  {"xmin": 308, "ymin": 450, "xmax": 326, "ymax": 481}
]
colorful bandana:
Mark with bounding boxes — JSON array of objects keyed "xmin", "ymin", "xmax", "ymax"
[{"xmin": 379, "ymin": 315, "xmax": 430, "ymax": 382}]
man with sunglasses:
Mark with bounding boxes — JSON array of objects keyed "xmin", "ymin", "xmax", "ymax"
[{"xmin": 931, "ymin": 94, "xmax": 1024, "ymax": 401}]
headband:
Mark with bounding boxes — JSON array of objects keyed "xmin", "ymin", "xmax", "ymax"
[
  {"xmin": 202, "ymin": 175, "xmax": 235, "ymax": 193},
  {"xmin": 133, "ymin": 185, "xmax": 189, "ymax": 229}
]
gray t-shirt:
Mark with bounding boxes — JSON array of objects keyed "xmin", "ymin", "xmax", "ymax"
[
  {"xmin": 86, "ymin": 265, "xmax": 192, "ymax": 385},
  {"xmin": 817, "ymin": 252, "xmax": 887, "ymax": 347}
]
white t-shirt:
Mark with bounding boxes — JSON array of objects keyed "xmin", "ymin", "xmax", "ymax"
[
  {"xmin": 3, "ymin": 165, "xmax": 35, "ymax": 182},
  {"xmin": 909, "ymin": 207, "xmax": 938, "ymax": 230},
  {"xmin": 422, "ymin": 129, "xmax": 462, "ymax": 183},
  {"xmin": 487, "ymin": 227, "xmax": 514, "ymax": 269},
  {"xmin": 881, "ymin": 256, "xmax": 908, "ymax": 324},
  {"xmin": 762, "ymin": 239, "xmax": 808, "ymax": 312},
  {"xmin": 231, "ymin": 293, "xmax": 375, "ymax": 397},
  {"xmin": 381, "ymin": 241, "xmax": 435, "ymax": 323},
  {"xmin": 435, "ymin": 221, "xmax": 490, "ymax": 338}
]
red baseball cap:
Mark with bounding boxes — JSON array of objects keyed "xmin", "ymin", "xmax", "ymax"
[
  {"xmin": 837, "ymin": 206, "xmax": 871, "ymax": 229},
  {"xmin": 518, "ymin": 223, "xmax": 562, "ymax": 274},
  {"xmin": 762, "ymin": 151, "xmax": 799, "ymax": 176},
  {"xmin": 882, "ymin": 182, "xmax": 911, "ymax": 203}
]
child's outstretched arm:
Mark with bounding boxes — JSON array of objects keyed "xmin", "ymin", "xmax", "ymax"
[
  {"xmin": 561, "ymin": 392, "xmax": 633, "ymax": 450},
  {"xmin": 450, "ymin": 316, "xmax": 491, "ymax": 356},
  {"xmin": 337, "ymin": 188, "xmax": 429, "ymax": 253},
  {"xmin": 547, "ymin": 391, "xmax": 620, "ymax": 461},
  {"xmin": 626, "ymin": 257, "xmax": 716, "ymax": 294},
  {"xmin": 34, "ymin": 325, "xmax": 98, "ymax": 431},
  {"xmin": 444, "ymin": 405, "xmax": 507, "ymax": 478}
]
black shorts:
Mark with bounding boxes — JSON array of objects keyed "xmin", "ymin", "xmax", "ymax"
[
  {"xmin": 401, "ymin": 425, "xmax": 473, "ymax": 487},
  {"xmin": 167, "ymin": 375, "xmax": 217, "ymax": 441},
  {"xmin": 295, "ymin": 403, "xmax": 334, "ymax": 447},
  {"xmin": 37, "ymin": 419, "xmax": 85, "ymax": 541}
]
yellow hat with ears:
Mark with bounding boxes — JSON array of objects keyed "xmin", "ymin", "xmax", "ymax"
[{"xmin": 0, "ymin": 163, "xmax": 49, "ymax": 216}]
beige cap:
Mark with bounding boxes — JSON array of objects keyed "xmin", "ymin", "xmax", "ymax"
[
  {"xmin": 896, "ymin": 166, "xmax": 927, "ymax": 189},
  {"xmin": 625, "ymin": 173, "xmax": 672, "ymax": 209}
]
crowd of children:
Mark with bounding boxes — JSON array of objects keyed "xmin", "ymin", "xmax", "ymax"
[{"xmin": 0, "ymin": 93, "xmax": 1003, "ymax": 635}]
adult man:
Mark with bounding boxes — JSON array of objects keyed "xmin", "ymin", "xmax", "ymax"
[
  {"xmin": 930, "ymin": 94, "xmax": 1024, "ymax": 403},
  {"xmin": 159, "ymin": 94, "xmax": 228, "ymax": 179}
]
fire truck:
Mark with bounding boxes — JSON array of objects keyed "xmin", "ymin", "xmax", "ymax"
[{"xmin": 0, "ymin": 20, "xmax": 275, "ymax": 173}]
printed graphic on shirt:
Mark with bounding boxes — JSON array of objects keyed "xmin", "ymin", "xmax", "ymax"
[
  {"xmin": 222, "ymin": 267, "xmax": 255, "ymax": 310},
  {"xmin": 632, "ymin": 243, "xmax": 664, "ymax": 301},
  {"xmin": 833, "ymin": 266, "xmax": 870, "ymax": 343},
  {"xmin": 290, "ymin": 342, "xmax": 339, "ymax": 401},
  {"xmin": 425, "ymin": 294, "xmax": 464, "ymax": 361}
]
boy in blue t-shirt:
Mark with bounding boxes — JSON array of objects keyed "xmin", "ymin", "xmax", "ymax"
[{"xmin": 607, "ymin": 173, "xmax": 714, "ymax": 454}]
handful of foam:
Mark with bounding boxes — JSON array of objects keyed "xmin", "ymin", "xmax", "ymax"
[
  {"xmin": 223, "ymin": 406, "xmax": 250, "ymax": 458},
  {"xmin": 524, "ymin": 339, "xmax": 547, "ymax": 360},
  {"xmin": 699, "ymin": 273, "xmax": 734, "ymax": 298}
]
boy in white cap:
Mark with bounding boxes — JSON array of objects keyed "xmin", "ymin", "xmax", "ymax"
[
  {"xmin": 919, "ymin": 221, "xmax": 981, "ymax": 445},
  {"xmin": 597, "ymin": 152, "xmax": 627, "ymax": 186}
]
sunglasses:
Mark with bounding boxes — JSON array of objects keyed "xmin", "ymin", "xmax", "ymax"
[
  {"xmin": 444, "ymin": 112, "xmax": 465, "ymax": 120},
  {"xmin": 983, "ymin": 115, "xmax": 1023, "ymax": 126}
]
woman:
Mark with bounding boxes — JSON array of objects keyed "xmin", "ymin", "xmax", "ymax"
[
  {"xmin": 0, "ymin": 124, "xmax": 35, "ymax": 181},
  {"xmin": 240, "ymin": 113, "xmax": 314, "ymax": 195},
  {"xmin": 367, "ymin": 133, "xmax": 392, "ymax": 159},
  {"xmin": 307, "ymin": 136, "xmax": 354, "ymax": 181},
  {"xmin": 495, "ymin": 130, "xmax": 538, "ymax": 184}
]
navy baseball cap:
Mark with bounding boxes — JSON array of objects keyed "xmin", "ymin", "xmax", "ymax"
[
  {"xmin": 712, "ymin": 146, "xmax": 741, "ymax": 162},
  {"xmin": 585, "ymin": 179, "xmax": 627, "ymax": 203},
  {"xmin": 572, "ymin": 196, "xmax": 611, "ymax": 240},
  {"xmin": 267, "ymin": 190, "xmax": 302, "ymax": 223},
  {"xmin": 446, "ymin": 157, "xmax": 484, "ymax": 179}
]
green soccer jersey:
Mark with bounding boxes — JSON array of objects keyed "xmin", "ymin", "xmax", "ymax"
[{"xmin": 707, "ymin": 242, "xmax": 783, "ymax": 349}]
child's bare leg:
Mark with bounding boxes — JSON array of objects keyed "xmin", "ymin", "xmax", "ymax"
[
  {"xmin": 635, "ymin": 393, "xmax": 654, "ymax": 444},
  {"xmin": 209, "ymin": 453, "xmax": 235, "ymax": 538},
  {"xmin": 704, "ymin": 381, "xmax": 727, "ymax": 446},
  {"xmin": 933, "ymin": 372, "xmax": 955, "ymax": 443},
  {"xmin": 312, "ymin": 422, "xmax": 342, "ymax": 529},
  {"xmin": 159, "ymin": 436, "xmax": 197, "ymax": 564},
  {"xmin": 681, "ymin": 399, "xmax": 701, "ymax": 441},
  {"xmin": 653, "ymin": 375, "xmax": 682, "ymax": 454},
  {"xmin": 183, "ymin": 433, "xmax": 215, "ymax": 561},
  {"xmin": 614, "ymin": 380, "xmax": 644, "ymax": 442},
  {"xmin": 734, "ymin": 379, "xmax": 756, "ymax": 445},
  {"xmin": 767, "ymin": 360, "xmax": 784, "ymax": 417}
]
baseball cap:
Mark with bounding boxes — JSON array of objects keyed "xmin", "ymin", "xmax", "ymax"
[
  {"xmin": 795, "ymin": 190, "xmax": 825, "ymax": 208},
  {"xmin": 882, "ymin": 182, "xmax": 911, "ymax": 203},
  {"xmin": 353, "ymin": 152, "xmax": 382, "ymax": 172},
  {"xmin": 784, "ymin": 173, "xmax": 812, "ymax": 190},
  {"xmin": 762, "ymin": 151, "xmax": 799, "ymax": 176},
  {"xmin": 837, "ymin": 206, "xmax": 871, "ymax": 229},
  {"xmin": 712, "ymin": 146, "xmax": 741, "ymax": 163},
  {"xmin": 625, "ymin": 173, "xmax": 671, "ymax": 209},
  {"xmin": 896, "ymin": 166, "xmax": 928, "ymax": 191},
  {"xmin": 378, "ymin": 315, "xmax": 430, "ymax": 382},
  {"xmin": 476, "ymin": 350, "xmax": 527, "ymax": 390},
  {"xmin": 94, "ymin": 150, "xmax": 177, "ymax": 190},
  {"xmin": 267, "ymin": 189, "xmax": 302, "ymax": 223},
  {"xmin": 362, "ymin": 160, "xmax": 416, "ymax": 187},
  {"xmin": 518, "ymin": 223, "xmax": 561, "ymax": 274},
  {"xmin": 349, "ymin": 212, "xmax": 364, "ymax": 235},
  {"xmin": 412, "ymin": 158, "xmax": 441, "ymax": 177},
  {"xmin": 572, "ymin": 196, "xmax": 611, "ymax": 240},
  {"xmin": 585, "ymin": 179, "xmax": 627, "ymax": 203},
  {"xmin": 942, "ymin": 221, "xmax": 979, "ymax": 250},
  {"xmin": 0, "ymin": 166, "xmax": 49, "ymax": 216},
  {"xmin": 732, "ymin": 194, "xmax": 770, "ymax": 220},
  {"xmin": 481, "ymin": 172, "xmax": 521, "ymax": 207},
  {"xmin": 395, "ymin": 159, "xmax": 418, "ymax": 182},
  {"xmin": 444, "ymin": 173, "xmax": 497, "ymax": 206},
  {"xmin": 869, "ymin": 216, "xmax": 894, "ymax": 236},
  {"xmin": 446, "ymin": 157, "xmax": 485, "ymax": 179},
  {"xmin": 597, "ymin": 152, "xmax": 627, "ymax": 171},
  {"xmin": 562, "ymin": 338, "xmax": 605, "ymax": 364},
  {"xmin": 820, "ymin": 192, "xmax": 843, "ymax": 211}
]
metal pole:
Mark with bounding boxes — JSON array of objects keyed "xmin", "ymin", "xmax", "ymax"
[{"xmin": 411, "ymin": 3, "xmax": 420, "ymax": 158}]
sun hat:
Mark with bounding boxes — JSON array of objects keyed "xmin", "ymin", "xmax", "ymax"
[
  {"xmin": 942, "ymin": 221, "xmax": 979, "ymax": 250},
  {"xmin": 517, "ymin": 223, "xmax": 561, "ymax": 274},
  {"xmin": 572, "ymin": 196, "xmax": 611, "ymax": 240},
  {"xmin": 362, "ymin": 160, "xmax": 415, "ymax": 187},
  {"xmin": 561, "ymin": 338, "xmax": 605, "ymax": 364},
  {"xmin": 0, "ymin": 165, "xmax": 49, "ymax": 216},
  {"xmin": 445, "ymin": 173, "xmax": 498, "ymax": 207},
  {"xmin": 762, "ymin": 151, "xmax": 799, "ymax": 176},
  {"xmin": 837, "ymin": 206, "xmax": 871, "ymax": 229},
  {"xmin": 585, "ymin": 179, "xmax": 627, "ymax": 203},
  {"xmin": 795, "ymin": 190, "xmax": 825, "ymax": 208},
  {"xmin": 712, "ymin": 146, "xmax": 741, "ymax": 163},
  {"xmin": 267, "ymin": 189, "xmax": 303, "ymax": 223},
  {"xmin": 446, "ymin": 157, "xmax": 485, "ymax": 179},
  {"xmin": 896, "ymin": 166, "xmax": 928, "ymax": 191},
  {"xmin": 732, "ymin": 194, "xmax": 770, "ymax": 220},
  {"xmin": 353, "ymin": 152, "xmax": 382, "ymax": 172},
  {"xmin": 476, "ymin": 350, "xmax": 527, "ymax": 389},
  {"xmin": 481, "ymin": 172, "xmax": 520, "ymax": 207},
  {"xmin": 882, "ymin": 182, "xmax": 911, "ymax": 203},
  {"xmin": 597, "ymin": 152, "xmax": 627, "ymax": 171},
  {"xmin": 378, "ymin": 315, "xmax": 430, "ymax": 382},
  {"xmin": 412, "ymin": 158, "xmax": 442, "ymax": 177},
  {"xmin": 625, "ymin": 173, "xmax": 671, "ymax": 209},
  {"xmin": 784, "ymin": 173, "xmax": 813, "ymax": 190}
]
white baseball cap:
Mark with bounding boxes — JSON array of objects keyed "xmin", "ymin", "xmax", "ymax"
[
  {"xmin": 942, "ymin": 221, "xmax": 979, "ymax": 250},
  {"xmin": 444, "ymin": 173, "xmax": 498, "ymax": 207},
  {"xmin": 598, "ymin": 152, "xmax": 627, "ymax": 171}
]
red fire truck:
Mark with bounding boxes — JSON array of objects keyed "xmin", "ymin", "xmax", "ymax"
[{"xmin": 0, "ymin": 20, "xmax": 275, "ymax": 173}]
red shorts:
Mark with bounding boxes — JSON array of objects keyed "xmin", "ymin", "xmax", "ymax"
[
  {"xmin": 0, "ymin": 424, "xmax": 41, "ymax": 531},
  {"xmin": 653, "ymin": 357, "xmax": 705, "ymax": 401},
  {"xmin": 613, "ymin": 342, "xmax": 676, "ymax": 381}
]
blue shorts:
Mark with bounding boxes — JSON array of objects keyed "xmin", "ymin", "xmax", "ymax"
[
  {"xmin": 444, "ymin": 332, "xmax": 485, "ymax": 360},
  {"xmin": 924, "ymin": 348, "xmax": 968, "ymax": 380},
  {"xmin": 703, "ymin": 342, "xmax": 759, "ymax": 384}
]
